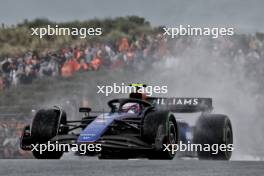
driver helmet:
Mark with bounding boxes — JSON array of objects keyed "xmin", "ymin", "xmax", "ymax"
[{"xmin": 122, "ymin": 103, "xmax": 140, "ymax": 114}]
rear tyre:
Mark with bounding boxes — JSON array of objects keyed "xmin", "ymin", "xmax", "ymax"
[
  {"xmin": 31, "ymin": 109, "xmax": 67, "ymax": 159},
  {"xmin": 193, "ymin": 114, "xmax": 233, "ymax": 160}
]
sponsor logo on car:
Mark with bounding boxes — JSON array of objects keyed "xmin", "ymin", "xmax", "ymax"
[{"xmin": 155, "ymin": 98, "xmax": 199, "ymax": 106}]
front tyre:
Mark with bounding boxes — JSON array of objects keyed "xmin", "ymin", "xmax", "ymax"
[
  {"xmin": 32, "ymin": 150, "xmax": 63, "ymax": 159},
  {"xmin": 156, "ymin": 121, "xmax": 177, "ymax": 159},
  {"xmin": 31, "ymin": 109, "xmax": 67, "ymax": 159},
  {"xmin": 145, "ymin": 113, "xmax": 178, "ymax": 160}
]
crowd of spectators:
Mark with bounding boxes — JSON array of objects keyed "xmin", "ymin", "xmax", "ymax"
[
  {"xmin": 0, "ymin": 32, "xmax": 264, "ymax": 92},
  {"xmin": 0, "ymin": 33, "xmax": 169, "ymax": 90}
]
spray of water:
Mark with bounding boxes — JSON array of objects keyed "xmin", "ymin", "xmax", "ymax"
[{"xmin": 138, "ymin": 38, "xmax": 264, "ymax": 160}]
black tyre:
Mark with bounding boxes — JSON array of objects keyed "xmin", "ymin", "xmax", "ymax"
[
  {"xmin": 98, "ymin": 149, "xmax": 130, "ymax": 159},
  {"xmin": 193, "ymin": 114, "xmax": 233, "ymax": 160},
  {"xmin": 144, "ymin": 112, "xmax": 178, "ymax": 160},
  {"xmin": 32, "ymin": 150, "xmax": 64, "ymax": 159},
  {"xmin": 31, "ymin": 109, "xmax": 67, "ymax": 159}
]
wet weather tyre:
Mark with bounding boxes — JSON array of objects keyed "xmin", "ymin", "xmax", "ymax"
[
  {"xmin": 193, "ymin": 114, "xmax": 233, "ymax": 160},
  {"xmin": 31, "ymin": 109, "xmax": 67, "ymax": 159},
  {"xmin": 98, "ymin": 149, "xmax": 130, "ymax": 159},
  {"xmin": 32, "ymin": 150, "xmax": 63, "ymax": 159},
  {"xmin": 145, "ymin": 113, "xmax": 178, "ymax": 160}
]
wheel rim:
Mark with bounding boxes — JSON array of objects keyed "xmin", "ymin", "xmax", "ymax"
[{"xmin": 167, "ymin": 122, "xmax": 176, "ymax": 157}]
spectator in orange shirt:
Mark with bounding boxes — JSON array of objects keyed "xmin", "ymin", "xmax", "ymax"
[
  {"xmin": 91, "ymin": 56, "xmax": 102, "ymax": 71},
  {"xmin": 118, "ymin": 37, "xmax": 130, "ymax": 52}
]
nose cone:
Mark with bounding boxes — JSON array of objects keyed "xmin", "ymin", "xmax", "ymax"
[{"xmin": 77, "ymin": 113, "xmax": 122, "ymax": 143}]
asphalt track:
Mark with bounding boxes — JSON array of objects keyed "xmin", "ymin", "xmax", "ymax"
[{"xmin": 0, "ymin": 158, "xmax": 263, "ymax": 176}]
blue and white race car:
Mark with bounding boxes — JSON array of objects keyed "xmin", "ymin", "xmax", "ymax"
[{"xmin": 20, "ymin": 93, "xmax": 233, "ymax": 160}]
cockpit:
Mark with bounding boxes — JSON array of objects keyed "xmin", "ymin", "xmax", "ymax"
[{"xmin": 108, "ymin": 98, "xmax": 152, "ymax": 114}]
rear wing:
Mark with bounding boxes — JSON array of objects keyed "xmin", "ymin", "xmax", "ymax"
[{"xmin": 146, "ymin": 97, "xmax": 213, "ymax": 113}]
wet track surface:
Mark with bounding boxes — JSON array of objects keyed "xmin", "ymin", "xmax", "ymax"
[{"xmin": 0, "ymin": 159, "xmax": 263, "ymax": 176}]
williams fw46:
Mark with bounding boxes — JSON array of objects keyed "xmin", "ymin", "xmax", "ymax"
[{"xmin": 20, "ymin": 94, "xmax": 233, "ymax": 160}]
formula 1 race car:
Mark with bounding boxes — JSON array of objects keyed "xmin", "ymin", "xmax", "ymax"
[{"xmin": 20, "ymin": 93, "xmax": 233, "ymax": 160}]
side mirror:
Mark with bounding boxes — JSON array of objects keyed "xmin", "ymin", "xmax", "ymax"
[{"xmin": 79, "ymin": 107, "xmax": 91, "ymax": 113}]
